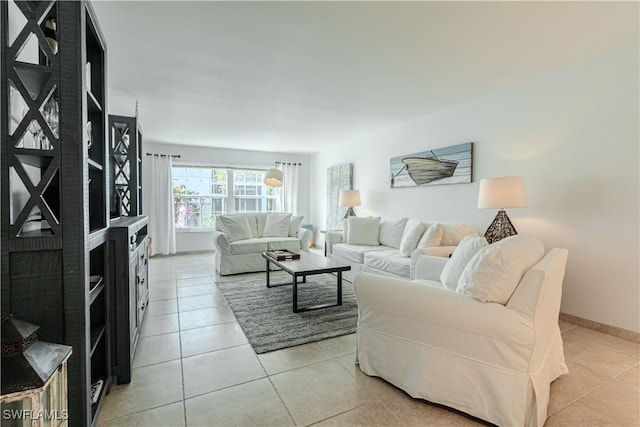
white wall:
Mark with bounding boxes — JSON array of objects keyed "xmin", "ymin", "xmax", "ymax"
[
  {"xmin": 143, "ymin": 142, "xmax": 310, "ymax": 253},
  {"xmin": 310, "ymin": 44, "xmax": 640, "ymax": 333}
]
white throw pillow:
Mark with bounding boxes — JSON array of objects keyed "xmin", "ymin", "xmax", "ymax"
[
  {"xmin": 399, "ymin": 221, "xmax": 426, "ymax": 257},
  {"xmin": 218, "ymin": 215, "xmax": 252, "ymax": 242},
  {"xmin": 439, "ymin": 234, "xmax": 488, "ymax": 291},
  {"xmin": 289, "ymin": 215, "xmax": 304, "ymax": 237},
  {"xmin": 440, "ymin": 222, "xmax": 476, "ymax": 246},
  {"xmin": 263, "ymin": 213, "xmax": 292, "ymax": 237},
  {"xmin": 378, "ymin": 218, "xmax": 408, "ymax": 248},
  {"xmin": 457, "ymin": 235, "xmax": 545, "ymax": 304},
  {"xmin": 346, "ymin": 217, "xmax": 381, "ymax": 246},
  {"xmin": 417, "ymin": 224, "xmax": 443, "ymax": 248}
]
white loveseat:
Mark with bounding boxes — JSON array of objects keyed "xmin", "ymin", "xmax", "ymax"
[
  {"xmin": 325, "ymin": 217, "xmax": 476, "ymax": 281},
  {"xmin": 353, "ymin": 234, "xmax": 569, "ymax": 427},
  {"xmin": 212, "ymin": 212, "xmax": 313, "ymax": 275}
]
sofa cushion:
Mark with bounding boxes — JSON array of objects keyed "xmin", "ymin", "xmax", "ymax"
[
  {"xmin": 346, "ymin": 217, "xmax": 381, "ymax": 246},
  {"xmin": 255, "ymin": 213, "xmax": 268, "ymax": 237},
  {"xmin": 420, "ymin": 246, "xmax": 457, "ymax": 257},
  {"xmin": 364, "ymin": 249, "xmax": 411, "ymax": 278},
  {"xmin": 289, "ymin": 215, "xmax": 304, "ymax": 237},
  {"xmin": 378, "ymin": 218, "xmax": 408, "ymax": 249},
  {"xmin": 263, "ymin": 213, "xmax": 292, "ymax": 237},
  {"xmin": 263, "ymin": 237, "xmax": 301, "ymax": 252},
  {"xmin": 457, "ymin": 235, "xmax": 545, "ymax": 304},
  {"xmin": 440, "ymin": 222, "xmax": 476, "ymax": 246},
  {"xmin": 229, "ymin": 238, "xmax": 268, "ymax": 255},
  {"xmin": 218, "ymin": 215, "xmax": 253, "ymax": 242},
  {"xmin": 440, "ymin": 234, "xmax": 488, "ymax": 291},
  {"xmin": 417, "ymin": 224, "xmax": 443, "ymax": 248},
  {"xmin": 333, "ymin": 243, "xmax": 390, "ymax": 264},
  {"xmin": 399, "ymin": 221, "xmax": 426, "ymax": 257}
]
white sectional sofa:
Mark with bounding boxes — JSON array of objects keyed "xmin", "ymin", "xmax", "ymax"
[
  {"xmin": 353, "ymin": 234, "xmax": 569, "ymax": 427},
  {"xmin": 212, "ymin": 212, "xmax": 313, "ymax": 275},
  {"xmin": 325, "ymin": 217, "xmax": 476, "ymax": 281}
]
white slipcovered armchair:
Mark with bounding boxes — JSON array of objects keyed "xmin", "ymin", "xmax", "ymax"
[{"xmin": 353, "ymin": 235, "xmax": 569, "ymax": 427}]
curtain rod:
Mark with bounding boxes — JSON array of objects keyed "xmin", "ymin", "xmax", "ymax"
[
  {"xmin": 275, "ymin": 161, "xmax": 302, "ymax": 166},
  {"xmin": 146, "ymin": 153, "xmax": 181, "ymax": 158}
]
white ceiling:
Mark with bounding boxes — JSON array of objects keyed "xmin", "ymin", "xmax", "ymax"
[{"xmin": 92, "ymin": 1, "xmax": 638, "ymax": 153}]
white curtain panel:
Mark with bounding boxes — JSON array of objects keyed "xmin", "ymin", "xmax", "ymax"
[
  {"xmin": 148, "ymin": 155, "xmax": 176, "ymax": 255},
  {"xmin": 279, "ymin": 162, "xmax": 300, "ymax": 214}
]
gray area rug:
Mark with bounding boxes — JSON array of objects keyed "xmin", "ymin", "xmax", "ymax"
[{"xmin": 216, "ymin": 271, "xmax": 357, "ymax": 354}]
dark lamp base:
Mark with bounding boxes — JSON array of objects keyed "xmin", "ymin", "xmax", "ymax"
[
  {"xmin": 484, "ymin": 210, "xmax": 518, "ymax": 244},
  {"xmin": 343, "ymin": 207, "xmax": 357, "ymax": 218}
]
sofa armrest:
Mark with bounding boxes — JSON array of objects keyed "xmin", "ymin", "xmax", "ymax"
[
  {"xmin": 211, "ymin": 230, "xmax": 231, "ymax": 255},
  {"xmin": 325, "ymin": 231, "xmax": 343, "ymax": 255},
  {"xmin": 418, "ymin": 245, "xmax": 457, "ymax": 257},
  {"xmin": 298, "ymin": 227, "xmax": 313, "ymax": 251},
  {"xmin": 410, "ymin": 252, "xmax": 448, "ymax": 280}
]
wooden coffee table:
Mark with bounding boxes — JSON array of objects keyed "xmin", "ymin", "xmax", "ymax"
[{"xmin": 262, "ymin": 251, "xmax": 351, "ymax": 313}]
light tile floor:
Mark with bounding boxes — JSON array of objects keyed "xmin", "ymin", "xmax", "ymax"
[{"xmin": 98, "ymin": 252, "xmax": 640, "ymax": 427}]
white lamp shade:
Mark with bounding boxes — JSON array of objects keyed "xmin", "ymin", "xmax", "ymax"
[
  {"xmin": 477, "ymin": 176, "xmax": 527, "ymax": 209},
  {"xmin": 340, "ymin": 190, "xmax": 361, "ymax": 207},
  {"xmin": 264, "ymin": 168, "xmax": 283, "ymax": 187}
]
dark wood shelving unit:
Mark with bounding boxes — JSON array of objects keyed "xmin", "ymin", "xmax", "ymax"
[
  {"xmin": 108, "ymin": 114, "xmax": 144, "ymax": 219},
  {"xmin": 1, "ymin": 1, "xmax": 111, "ymax": 425}
]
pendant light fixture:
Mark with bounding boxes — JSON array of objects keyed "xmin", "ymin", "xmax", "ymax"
[{"xmin": 264, "ymin": 163, "xmax": 283, "ymax": 187}]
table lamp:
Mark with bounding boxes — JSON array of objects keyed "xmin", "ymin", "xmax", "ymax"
[
  {"xmin": 340, "ymin": 190, "xmax": 361, "ymax": 218},
  {"xmin": 477, "ymin": 176, "xmax": 527, "ymax": 244}
]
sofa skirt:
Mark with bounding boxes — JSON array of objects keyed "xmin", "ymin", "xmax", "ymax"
[{"xmin": 355, "ymin": 325, "xmax": 568, "ymax": 427}]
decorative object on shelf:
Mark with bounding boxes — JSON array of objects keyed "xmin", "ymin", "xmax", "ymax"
[
  {"xmin": 326, "ymin": 163, "xmax": 353, "ymax": 230},
  {"xmin": 264, "ymin": 163, "xmax": 283, "ymax": 187},
  {"xmin": 340, "ymin": 189, "xmax": 361, "ymax": 218},
  {"xmin": 86, "ymin": 121, "xmax": 93, "ymax": 149},
  {"xmin": 85, "ymin": 61, "xmax": 91, "ymax": 90},
  {"xmin": 43, "ymin": 18, "xmax": 58, "ymax": 54},
  {"xmin": 42, "ymin": 94, "xmax": 59, "ymax": 141},
  {"xmin": 390, "ymin": 142, "xmax": 473, "ymax": 188},
  {"xmin": 0, "ymin": 316, "xmax": 72, "ymax": 425},
  {"xmin": 478, "ymin": 176, "xmax": 527, "ymax": 244}
]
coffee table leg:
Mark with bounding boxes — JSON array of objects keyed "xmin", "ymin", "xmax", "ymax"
[
  {"xmin": 293, "ymin": 273, "xmax": 298, "ymax": 312},
  {"xmin": 266, "ymin": 259, "xmax": 271, "ymax": 288},
  {"xmin": 337, "ymin": 271, "xmax": 343, "ymax": 306}
]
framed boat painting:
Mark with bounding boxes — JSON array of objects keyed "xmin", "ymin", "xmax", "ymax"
[{"xmin": 390, "ymin": 142, "xmax": 473, "ymax": 188}]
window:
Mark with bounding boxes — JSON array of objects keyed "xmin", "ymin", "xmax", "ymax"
[{"xmin": 172, "ymin": 165, "xmax": 278, "ymax": 228}]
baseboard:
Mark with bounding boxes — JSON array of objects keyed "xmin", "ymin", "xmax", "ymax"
[
  {"xmin": 560, "ymin": 312, "xmax": 639, "ymax": 343},
  {"xmin": 151, "ymin": 250, "xmax": 214, "ymax": 258}
]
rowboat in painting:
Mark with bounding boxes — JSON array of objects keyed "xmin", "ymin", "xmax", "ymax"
[{"xmin": 401, "ymin": 154, "xmax": 458, "ymax": 185}]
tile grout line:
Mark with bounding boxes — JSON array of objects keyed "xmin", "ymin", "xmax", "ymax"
[
  {"xmin": 246, "ymin": 276, "xmax": 299, "ymax": 426},
  {"xmin": 172, "ymin": 270, "xmax": 188, "ymax": 427},
  {"xmin": 547, "ymin": 384, "xmax": 605, "ymax": 418}
]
